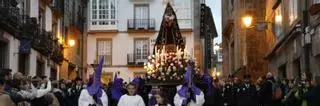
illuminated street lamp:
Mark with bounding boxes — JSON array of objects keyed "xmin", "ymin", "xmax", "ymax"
[
  {"xmin": 68, "ymin": 39, "xmax": 76, "ymax": 47},
  {"xmin": 275, "ymin": 14, "xmax": 282, "ymax": 23},
  {"xmin": 242, "ymin": 15, "xmax": 253, "ymax": 28}
]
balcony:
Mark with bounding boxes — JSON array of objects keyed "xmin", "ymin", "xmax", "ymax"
[
  {"xmin": 88, "ymin": 19, "xmax": 118, "ymax": 31},
  {"xmin": 0, "ymin": 0, "xmax": 21, "ymax": 36},
  {"xmin": 31, "ymin": 29, "xmax": 54, "ymax": 56},
  {"xmin": 50, "ymin": 0, "xmax": 64, "ymax": 16},
  {"xmin": 177, "ymin": 19, "xmax": 192, "ymax": 30},
  {"xmin": 127, "ymin": 53, "xmax": 148, "ymax": 67},
  {"xmin": 50, "ymin": 40, "xmax": 64, "ymax": 64},
  {"xmin": 127, "ymin": 19, "xmax": 155, "ymax": 31},
  {"xmin": 130, "ymin": 0, "xmax": 153, "ymax": 2}
]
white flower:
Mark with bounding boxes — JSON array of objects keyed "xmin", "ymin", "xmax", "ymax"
[
  {"xmin": 159, "ymin": 67, "xmax": 163, "ymax": 71},
  {"xmin": 152, "ymin": 59, "xmax": 155, "ymax": 63},
  {"xmin": 161, "ymin": 62, "xmax": 165, "ymax": 66},
  {"xmin": 180, "ymin": 65, "xmax": 183, "ymax": 68},
  {"xmin": 173, "ymin": 73, "xmax": 177, "ymax": 76},
  {"xmin": 173, "ymin": 66, "xmax": 177, "ymax": 71},
  {"xmin": 167, "ymin": 68, "xmax": 171, "ymax": 73},
  {"xmin": 170, "ymin": 63, "xmax": 174, "ymax": 66},
  {"xmin": 152, "ymin": 55, "xmax": 155, "ymax": 58},
  {"xmin": 158, "ymin": 77, "xmax": 161, "ymax": 80},
  {"xmin": 148, "ymin": 56, "xmax": 152, "ymax": 60}
]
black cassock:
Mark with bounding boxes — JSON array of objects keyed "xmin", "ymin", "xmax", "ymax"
[
  {"xmin": 203, "ymin": 86, "xmax": 222, "ymax": 106},
  {"xmin": 222, "ymin": 83, "xmax": 238, "ymax": 106},
  {"xmin": 68, "ymin": 86, "xmax": 83, "ymax": 106},
  {"xmin": 236, "ymin": 83, "xmax": 257, "ymax": 106}
]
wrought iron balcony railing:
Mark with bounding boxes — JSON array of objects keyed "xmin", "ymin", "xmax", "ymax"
[
  {"xmin": 0, "ymin": 0, "xmax": 21, "ymax": 35},
  {"xmin": 127, "ymin": 53, "xmax": 149, "ymax": 66},
  {"xmin": 127, "ymin": 19, "xmax": 155, "ymax": 30}
]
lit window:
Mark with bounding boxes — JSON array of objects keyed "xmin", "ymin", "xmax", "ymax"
[
  {"xmin": 274, "ymin": 4, "xmax": 284, "ymax": 38},
  {"xmin": 288, "ymin": 0, "xmax": 298, "ymax": 25}
]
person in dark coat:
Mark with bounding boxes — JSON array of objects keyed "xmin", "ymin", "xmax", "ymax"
[
  {"xmin": 307, "ymin": 75, "xmax": 320, "ymax": 106},
  {"xmin": 69, "ymin": 77, "xmax": 83, "ymax": 106},
  {"xmin": 52, "ymin": 81, "xmax": 68, "ymax": 106},
  {"xmin": 222, "ymin": 75, "xmax": 237, "ymax": 106},
  {"xmin": 201, "ymin": 74, "xmax": 222, "ymax": 106},
  {"xmin": 257, "ymin": 73, "xmax": 274, "ymax": 106},
  {"xmin": 236, "ymin": 74, "xmax": 257, "ymax": 106}
]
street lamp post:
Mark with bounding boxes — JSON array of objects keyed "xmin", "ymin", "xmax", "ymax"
[{"xmin": 242, "ymin": 15, "xmax": 251, "ymax": 74}]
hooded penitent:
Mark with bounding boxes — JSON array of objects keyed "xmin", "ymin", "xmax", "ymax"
[
  {"xmin": 111, "ymin": 73, "xmax": 124, "ymax": 101},
  {"xmin": 131, "ymin": 77, "xmax": 141, "ymax": 87},
  {"xmin": 201, "ymin": 74, "xmax": 214, "ymax": 96},
  {"xmin": 87, "ymin": 57, "xmax": 104, "ymax": 105},
  {"xmin": 177, "ymin": 63, "xmax": 201, "ymax": 105}
]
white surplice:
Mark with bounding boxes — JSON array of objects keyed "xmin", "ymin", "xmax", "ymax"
[
  {"xmin": 117, "ymin": 94, "xmax": 145, "ymax": 106},
  {"xmin": 78, "ymin": 89, "xmax": 108, "ymax": 106},
  {"xmin": 173, "ymin": 85, "xmax": 205, "ymax": 106}
]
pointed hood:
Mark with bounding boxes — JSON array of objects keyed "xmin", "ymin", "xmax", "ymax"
[
  {"xmin": 177, "ymin": 63, "xmax": 201, "ymax": 104},
  {"xmin": 131, "ymin": 77, "xmax": 141, "ymax": 86},
  {"xmin": 111, "ymin": 72, "xmax": 124, "ymax": 101},
  {"xmin": 87, "ymin": 57, "xmax": 104, "ymax": 105},
  {"xmin": 201, "ymin": 74, "xmax": 214, "ymax": 96}
]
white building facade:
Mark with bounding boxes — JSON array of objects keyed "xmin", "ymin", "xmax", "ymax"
[
  {"xmin": 0, "ymin": 0, "xmax": 61, "ymax": 79},
  {"xmin": 86, "ymin": 0, "xmax": 198, "ymax": 82}
]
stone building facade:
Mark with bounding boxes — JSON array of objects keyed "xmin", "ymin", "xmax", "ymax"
[
  {"xmin": 266, "ymin": 0, "xmax": 320, "ymax": 80},
  {"xmin": 222, "ymin": 0, "xmax": 275, "ymax": 80}
]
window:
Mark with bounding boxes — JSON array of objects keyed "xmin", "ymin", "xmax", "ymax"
[
  {"xmin": 134, "ymin": 5, "xmax": 149, "ymax": 28},
  {"xmin": 68, "ymin": 64, "xmax": 75, "ymax": 78},
  {"xmin": 50, "ymin": 68, "xmax": 57, "ymax": 80},
  {"xmin": 134, "ymin": 39, "xmax": 149, "ymax": 62},
  {"xmin": 171, "ymin": 0, "xmax": 191, "ymax": 28},
  {"xmin": 18, "ymin": 54, "xmax": 29, "ymax": 75},
  {"xmin": 36, "ymin": 60, "xmax": 44, "ymax": 77},
  {"xmin": 0, "ymin": 42, "xmax": 8, "ymax": 69},
  {"xmin": 313, "ymin": 0, "xmax": 320, "ymax": 4},
  {"xmin": 17, "ymin": 0, "xmax": 30, "ymax": 16},
  {"xmin": 97, "ymin": 40, "xmax": 112, "ymax": 65},
  {"xmin": 278, "ymin": 64, "xmax": 287, "ymax": 79},
  {"xmin": 288, "ymin": 0, "xmax": 298, "ymax": 25},
  {"xmin": 91, "ymin": 0, "xmax": 117, "ymax": 25},
  {"xmin": 65, "ymin": 0, "xmax": 69, "ymax": 16},
  {"xmin": 274, "ymin": 4, "xmax": 284, "ymax": 38},
  {"xmin": 39, "ymin": 9, "xmax": 45, "ymax": 30}
]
